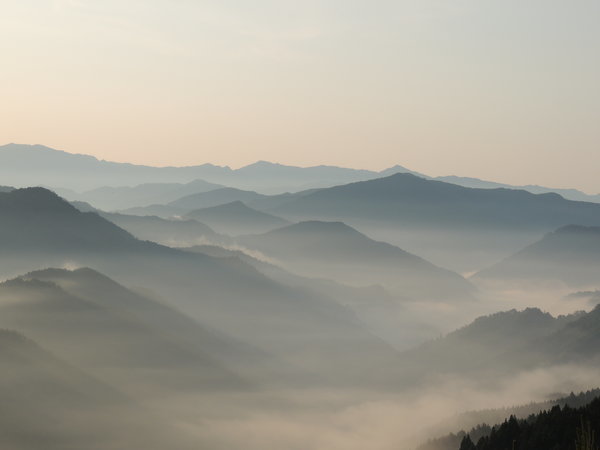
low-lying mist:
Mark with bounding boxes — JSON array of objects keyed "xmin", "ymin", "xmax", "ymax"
[{"xmin": 159, "ymin": 365, "xmax": 600, "ymax": 450}]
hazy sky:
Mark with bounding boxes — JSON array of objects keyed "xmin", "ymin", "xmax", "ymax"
[{"xmin": 2, "ymin": 1, "xmax": 599, "ymax": 192}]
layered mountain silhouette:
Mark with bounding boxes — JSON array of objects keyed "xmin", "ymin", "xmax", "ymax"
[
  {"xmin": 0, "ymin": 187, "xmax": 403, "ymax": 386},
  {"xmin": 238, "ymin": 220, "xmax": 474, "ymax": 300},
  {"xmin": 185, "ymin": 201, "xmax": 290, "ymax": 235},
  {"xmin": 4, "ymin": 143, "xmax": 600, "ymax": 205},
  {"xmin": 170, "ymin": 187, "xmax": 269, "ymax": 210},
  {"xmin": 128, "ymin": 187, "xmax": 318, "ymax": 218},
  {"xmin": 70, "ymin": 179, "xmax": 223, "ymax": 211},
  {"xmin": 271, "ymin": 173, "xmax": 600, "ymax": 271},
  {"xmin": 0, "ymin": 144, "xmax": 412, "ymax": 192},
  {"xmin": 474, "ymin": 225, "xmax": 600, "ymax": 289},
  {"xmin": 274, "ymin": 173, "xmax": 600, "ymax": 229}
]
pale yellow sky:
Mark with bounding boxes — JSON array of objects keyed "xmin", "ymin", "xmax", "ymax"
[{"xmin": 1, "ymin": 1, "xmax": 599, "ymax": 192}]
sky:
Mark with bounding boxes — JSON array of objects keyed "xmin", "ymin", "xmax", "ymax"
[{"xmin": 1, "ymin": 0, "xmax": 599, "ymax": 192}]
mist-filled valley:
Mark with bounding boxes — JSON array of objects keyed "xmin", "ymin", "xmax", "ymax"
[{"xmin": 1, "ymin": 143, "xmax": 600, "ymax": 449}]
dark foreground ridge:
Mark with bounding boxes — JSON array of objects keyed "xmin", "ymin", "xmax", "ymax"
[{"xmin": 419, "ymin": 390, "xmax": 600, "ymax": 450}]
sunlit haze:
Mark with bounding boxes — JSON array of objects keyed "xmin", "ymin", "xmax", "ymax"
[{"xmin": 2, "ymin": 1, "xmax": 599, "ymax": 191}]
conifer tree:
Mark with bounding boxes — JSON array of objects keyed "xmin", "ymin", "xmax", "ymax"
[
  {"xmin": 459, "ymin": 434, "xmax": 476, "ymax": 450},
  {"xmin": 576, "ymin": 417, "xmax": 596, "ymax": 450}
]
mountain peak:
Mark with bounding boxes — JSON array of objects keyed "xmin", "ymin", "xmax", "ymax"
[
  {"xmin": 237, "ymin": 161, "xmax": 292, "ymax": 172},
  {"xmin": 0, "ymin": 187, "xmax": 78, "ymax": 213}
]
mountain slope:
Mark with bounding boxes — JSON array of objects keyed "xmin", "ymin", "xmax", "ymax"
[
  {"xmin": 396, "ymin": 308, "xmax": 583, "ymax": 387},
  {"xmin": 0, "ymin": 329, "xmax": 123, "ymax": 405},
  {"xmin": 185, "ymin": 201, "xmax": 290, "ymax": 235},
  {"xmin": 0, "ymin": 274, "xmax": 247, "ymax": 392},
  {"xmin": 473, "ymin": 225, "xmax": 600, "ymax": 289},
  {"xmin": 102, "ymin": 212, "xmax": 227, "ymax": 247},
  {"xmin": 0, "ymin": 330, "xmax": 123, "ymax": 449},
  {"xmin": 458, "ymin": 398, "xmax": 600, "ymax": 450},
  {"xmin": 393, "ymin": 305, "xmax": 600, "ymax": 390},
  {"xmin": 238, "ymin": 220, "xmax": 474, "ymax": 300},
  {"xmin": 0, "ymin": 187, "xmax": 144, "ymax": 260},
  {"xmin": 0, "ymin": 328, "xmax": 201, "ymax": 449},
  {"xmin": 0, "ymin": 187, "xmax": 403, "ymax": 387},
  {"xmin": 536, "ymin": 304, "xmax": 600, "ymax": 363},
  {"xmin": 23, "ymin": 268, "xmax": 265, "ymax": 369}
]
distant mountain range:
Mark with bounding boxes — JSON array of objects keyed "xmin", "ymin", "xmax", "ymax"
[
  {"xmin": 0, "ymin": 143, "xmax": 414, "ymax": 193},
  {"xmin": 3, "ymin": 143, "xmax": 599, "ymax": 204},
  {"xmin": 474, "ymin": 225, "xmax": 600, "ymax": 290},
  {"xmin": 68, "ymin": 172, "xmax": 600, "ymax": 272}
]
